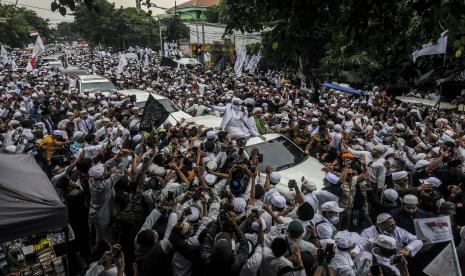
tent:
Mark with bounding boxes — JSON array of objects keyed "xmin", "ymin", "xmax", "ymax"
[
  {"xmin": 323, "ymin": 82, "xmax": 364, "ymax": 95},
  {"xmin": 0, "ymin": 153, "xmax": 67, "ymax": 242}
]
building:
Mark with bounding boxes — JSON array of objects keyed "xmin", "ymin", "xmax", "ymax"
[{"xmin": 167, "ymin": 0, "xmax": 219, "ymax": 22}]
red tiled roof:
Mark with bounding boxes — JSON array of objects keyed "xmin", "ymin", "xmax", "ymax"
[{"xmin": 171, "ymin": 0, "xmax": 219, "ymax": 10}]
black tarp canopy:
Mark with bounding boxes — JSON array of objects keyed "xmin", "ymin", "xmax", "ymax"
[{"xmin": 0, "ymin": 153, "xmax": 67, "ymax": 242}]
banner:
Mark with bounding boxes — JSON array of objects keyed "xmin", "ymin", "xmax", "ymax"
[
  {"xmin": 234, "ymin": 43, "xmax": 247, "ymax": 78},
  {"xmin": 139, "ymin": 94, "xmax": 170, "ymax": 131},
  {"xmin": 160, "ymin": 56, "xmax": 177, "ymax": 68},
  {"xmin": 437, "ymin": 68, "xmax": 465, "ymax": 85},
  {"xmin": 412, "ymin": 30, "xmax": 448, "ymax": 63},
  {"xmin": 414, "ymin": 216, "xmax": 453, "ymax": 243},
  {"xmin": 116, "ymin": 54, "xmax": 128, "ymax": 74},
  {"xmin": 1, "ymin": 45, "xmax": 8, "ymax": 64},
  {"xmin": 247, "ymin": 55, "xmax": 261, "ymax": 74},
  {"xmin": 214, "ymin": 55, "xmax": 226, "ymax": 74}
]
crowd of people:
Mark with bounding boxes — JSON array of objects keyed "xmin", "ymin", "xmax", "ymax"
[{"xmin": 1, "ymin": 45, "xmax": 465, "ymax": 276}]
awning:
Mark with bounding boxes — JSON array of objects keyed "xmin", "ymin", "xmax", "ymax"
[{"xmin": 323, "ymin": 82, "xmax": 364, "ymax": 95}]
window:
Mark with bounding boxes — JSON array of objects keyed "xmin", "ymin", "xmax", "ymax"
[{"xmin": 245, "ymin": 136, "xmax": 308, "ymax": 172}]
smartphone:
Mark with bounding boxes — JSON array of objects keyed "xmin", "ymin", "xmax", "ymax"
[
  {"xmin": 167, "ymin": 191, "xmax": 174, "ymax": 201},
  {"xmin": 258, "ymin": 153, "xmax": 264, "ymax": 163},
  {"xmin": 288, "ymin": 179, "xmax": 297, "ymax": 189}
]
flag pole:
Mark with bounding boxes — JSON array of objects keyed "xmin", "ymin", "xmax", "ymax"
[{"xmin": 450, "ymin": 238, "xmax": 463, "ymax": 276}]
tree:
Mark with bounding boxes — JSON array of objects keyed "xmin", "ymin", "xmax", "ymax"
[
  {"xmin": 72, "ymin": 0, "xmax": 160, "ymax": 49},
  {"xmin": 55, "ymin": 22, "xmax": 80, "ymax": 41},
  {"xmin": 0, "ymin": 4, "xmax": 52, "ymax": 47}
]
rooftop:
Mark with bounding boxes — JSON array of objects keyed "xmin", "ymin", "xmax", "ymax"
[{"xmin": 168, "ymin": 0, "xmax": 219, "ymax": 11}]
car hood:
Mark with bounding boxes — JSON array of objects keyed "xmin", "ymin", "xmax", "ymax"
[
  {"xmin": 258, "ymin": 156, "xmax": 325, "ymax": 195},
  {"xmin": 165, "ymin": 111, "xmax": 192, "ymax": 125}
]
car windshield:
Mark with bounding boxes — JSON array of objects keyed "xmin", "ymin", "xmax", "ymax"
[
  {"xmin": 245, "ymin": 136, "xmax": 308, "ymax": 171},
  {"xmin": 82, "ymin": 81, "xmax": 117, "ymax": 93},
  {"xmin": 137, "ymin": 98, "xmax": 180, "ymax": 113}
]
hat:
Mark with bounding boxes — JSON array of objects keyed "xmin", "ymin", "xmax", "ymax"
[
  {"xmin": 270, "ymin": 172, "xmax": 281, "ymax": 184},
  {"xmin": 383, "ymin": 189, "xmax": 398, "ymax": 202},
  {"xmin": 373, "ymin": 235, "xmax": 397, "ymax": 250},
  {"xmin": 392, "ymin": 171, "xmax": 408, "ymax": 181},
  {"xmin": 206, "ymin": 161, "xmax": 217, "ymax": 171},
  {"xmin": 207, "ymin": 130, "xmax": 216, "ymax": 140},
  {"xmin": 415, "ymin": 153, "xmax": 427, "ymax": 162},
  {"xmin": 233, "ymin": 197, "xmax": 247, "ymax": 213},
  {"xmin": 403, "ymin": 194, "xmax": 419, "ymax": 205},
  {"xmin": 415, "ymin": 159, "xmax": 430, "ymax": 169},
  {"xmin": 325, "ymin": 172, "xmax": 339, "ymax": 185},
  {"xmin": 302, "ymin": 180, "xmax": 318, "ymax": 191},
  {"xmin": 420, "ymin": 177, "xmax": 442, "ymax": 187},
  {"xmin": 213, "ymin": 232, "xmax": 233, "ymax": 260},
  {"xmin": 439, "ymin": 201, "xmax": 456, "ymax": 215},
  {"xmin": 287, "ymin": 220, "xmax": 305, "ymax": 238},
  {"xmin": 372, "ymin": 145, "xmax": 385, "ymax": 154},
  {"xmin": 52, "ymin": 130, "xmax": 64, "ymax": 137},
  {"xmin": 205, "ymin": 174, "xmax": 217, "ymax": 186},
  {"xmin": 321, "ymin": 201, "xmax": 344, "ymax": 212},
  {"xmin": 286, "ymin": 190, "xmax": 296, "ymax": 201},
  {"xmin": 376, "ymin": 213, "xmax": 393, "ymax": 224},
  {"xmin": 251, "ymin": 217, "xmax": 266, "ymax": 232},
  {"xmin": 186, "ymin": 207, "xmax": 201, "ymax": 222},
  {"xmin": 89, "ymin": 164, "xmax": 105, "ymax": 179},
  {"xmin": 335, "ymin": 230, "xmax": 360, "ymax": 249},
  {"xmin": 333, "ymin": 124, "xmax": 342, "ymax": 132},
  {"xmin": 271, "ymin": 194, "xmax": 286, "ymax": 209},
  {"xmin": 132, "ymin": 134, "xmax": 142, "ymax": 143}
]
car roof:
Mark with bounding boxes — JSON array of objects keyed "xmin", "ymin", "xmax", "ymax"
[
  {"xmin": 186, "ymin": 115, "xmax": 222, "ymax": 129},
  {"xmin": 175, "ymin": 58, "xmax": 201, "ymax": 65},
  {"xmin": 246, "ymin": 133, "xmax": 282, "ymax": 146},
  {"xmin": 78, "ymin": 75, "xmax": 111, "ymax": 83},
  {"xmin": 118, "ymin": 89, "xmax": 167, "ymax": 101}
]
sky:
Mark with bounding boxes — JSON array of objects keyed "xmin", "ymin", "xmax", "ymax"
[{"xmin": 2, "ymin": 0, "xmax": 188, "ymax": 26}]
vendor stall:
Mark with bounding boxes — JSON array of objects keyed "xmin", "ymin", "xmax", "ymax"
[{"xmin": 0, "ymin": 153, "xmax": 68, "ymax": 276}]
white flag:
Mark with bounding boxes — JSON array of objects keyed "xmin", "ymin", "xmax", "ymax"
[
  {"xmin": 144, "ymin": 52, "xmax": 149, "ymax": 68},
  {"xmin": 32, "ymin": 35, "xmax": 45, "ymax": 58},
  {"xmin": 26, "ymin": 61, "xmax": 33, "ymax": 72},
  {"xmin": 1, "ymin": 45, "xmax": 8, "ymax": 64},
  {"xmin": 249, "ymin": 56, "xmax": 261, "ymax": 74},
  {"xmin": 234, "ymin": 44, "xmax": 247, "ymax": 78},
  {"xmin": 117, "ymin": 54, "xmax": 128, "ymax": 74},
  {"xmin": 423, "ymin": 242, "xmax": 461, "ymax": 276},
  {"xmin": 412, "ymin": 30, "xmax": 448, "ymax": 63},
  {"xmin": 10, "ymin": 59, "xmax": 18, "ymax": 70}
]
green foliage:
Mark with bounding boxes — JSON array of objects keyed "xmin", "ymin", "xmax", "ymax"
[
  {"xmin": 0, "ymin": 4, "xmax": 52, "ymax": 48},
  {"xmin": 220, "ymin": 0, "xmax": 465, "ymax": 85},
  {"xmin": 73, "ymin": 0, "xmax": 161, "ymax": 49},
  {"xmin": 55, "ymin": 22, "xmax": 80, "ymax": 41}
]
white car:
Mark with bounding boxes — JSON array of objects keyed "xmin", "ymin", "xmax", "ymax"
[
  {"xmin": 174, "ymin": 58, "xmax": 202, "ymax": 70},
  {"xmin": 118, "ymin": 89, "xmax": 192, "ymax": 126},
  {"xmin": 76, "ymin": 75, "xmax": 117, "ymax": 95},
  {"xmin": 187, "ymin": 115, "xmax": 325, "ymax": 194}
]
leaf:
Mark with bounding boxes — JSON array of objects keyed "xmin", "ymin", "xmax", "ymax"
[
  {"xmin": 453, "ymin": 40, "xmax": 462, "ymax": 49},
  {"xmin": 51, "ymin": 2, "xmax": 59, "ymax": 12},
  {"xmin": 59, "ymin": 6, "xmax": 67, "ymax": 16},
  {"xmin": 456, "ymin": 49, "xmax": 462, "ymax": 58},
  {"xmin": 272, "ymin": 41, "xmax": 279, "ymax": 50}
]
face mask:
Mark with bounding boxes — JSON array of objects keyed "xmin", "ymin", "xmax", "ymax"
[
  {"xmin": 329, "ymin": 216, "xmax": 339, "ymax": 224},
  {"xmin": 232, "ymin": 104, "xmax": 239, "ymax": 111}
]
